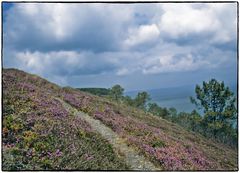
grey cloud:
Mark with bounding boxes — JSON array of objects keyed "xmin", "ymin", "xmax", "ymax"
[
  {"xmin": 3, "ymin": 3, "xmax": 237, "ymax": 90},
  {"xmin": 4, "ymin": 3, "xmax": 134, "ymax": 52}
]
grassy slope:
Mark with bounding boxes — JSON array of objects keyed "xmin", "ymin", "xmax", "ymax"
[
  {"xmin": 2, "ymin": 68, "xmax": 238, "ymax": 170},
  {"xmin": 2, "ymin": 69, "xmax": 128, "ymax": 170}
]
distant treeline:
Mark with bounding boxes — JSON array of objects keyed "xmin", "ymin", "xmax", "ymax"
[
  {"xmin": 77, "ymin": 88, "xmax": 110, "ymax": 96},
  {"xmin": 77, "ymin": 79, "xmax": 237, "ymax": 148}
]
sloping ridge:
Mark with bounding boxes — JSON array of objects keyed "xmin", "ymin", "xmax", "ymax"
[
  {"xmin": 56, "ymin": 98, "xmax": 159, "ymax": 170},
  {"xmin": 2, "ymin": 68, "xmax": 238, "ymax": 171}
]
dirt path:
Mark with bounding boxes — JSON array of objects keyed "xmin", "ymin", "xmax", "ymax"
[{"xmin": 56, "ymin": 98, "xmax": 160, "ymax": 171}]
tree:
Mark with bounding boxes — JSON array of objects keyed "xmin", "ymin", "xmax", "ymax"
[
  {"xmin": 160, "ymin": 107, "xmax": 170, "ymax": 119},
  {"xmin": 188, "ymin": 110, "xmax": 202, "ymax": 132},
  {"xmin": 148, "ymin": 103, "xmax": 162, "ymax": 116},
  {"xmin": 123, "ymin": 96, "xmax": 134, "ymax": 106},
  {"xmin": 133, "ymin": 91, "xmax": 151, "ymax": 110},
  {"xmin": 176, "ymin": 112, "xmax": 191, "ymax": 128},
  {"xmin": 147, "ymin": 103, "xmax": 170, "ymax": 119},
  {"xmin": 190, "ymin": 79, "xmax": 236, "ymax": 138},
  {"xmin": 168, "ymin": 107, "xmax": 178, "ymax": 122},
  {"xmin": 109, "ymin": 84, "xmax": 124, "ymax": 101}
]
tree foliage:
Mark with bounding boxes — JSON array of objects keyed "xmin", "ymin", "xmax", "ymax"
[
  {"xmin": 106, "ymin": 81, "xmax": 237, "ymax": 148},
  {"xmin": 133, "ymin": 92, "xmax": 151, "ymax": 110},
  {"xmin": 190, "ymin": 79, "xmax": 237, "ymax": 139},
  {"xmin": 78, "ymin": 88, "xmax": 110, "ymax": 96},
  {"xmin": 148, "ymin": 103, "xmax": 161, "ymax": 115},
  {"xmin": 109, "ymin": 85, "xmax": 124, "ymax": 101},
  {"xmin": 123, "ymin": 96, "xmax": 134, "ymax": 106},
  {"xmin": 147, "ymin": 103, "xmax": 170, "ymax": 119}
]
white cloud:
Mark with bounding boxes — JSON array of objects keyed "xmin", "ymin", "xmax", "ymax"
[
  {"xmin": 158, "ymin": 3, "xmax": 236, "ymax": 44},
  {"xmin": 5, "ymin": 3, "xmax": 236, "ymax": 50},
  {"xmin": 15, "ymin": 51, "xmax": 86, "ymax": 75},
  {"xmin": 159, "ymin": 4, "xmax": 219, "ymax": 38},
  {"xmin": 123, "ymin": 24, "xmax": 160, "ymax": 47},
  {"xmin": 3, "ymin": 3, "xmax": 237, "ymax": 83},
  {"xmin": 116, "ymin": 68, "xmax": 131, "ymax": 76},
  {"xmin": 142, "ymin": 54, "xmax": 210, "ymax": 74}
]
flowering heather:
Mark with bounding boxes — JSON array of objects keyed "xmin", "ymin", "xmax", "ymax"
[
  {"xmin": 61, "ymin": 84, "xmax": 237, "ymax": 170},
  {"xmin": 17, "ymin": 82, "xmax": 36, "ymax": 92},
  {"xmin": 2, "ymin": 68, "xmax": 237, "ymax": 171},
  {"xmin": 63, "ymin": 93, "xmax": 83, "ymax": 108},
  {"xmin": 62, "ymin": 90, "xmax": 92, "ymax": 109},
  {"xmin": 2, "ymin": 69, "xmax": 128, "ymax": 170},
  {"xmin": 91, "ymin": 106, "xmax": 214, "ymax": 170}
]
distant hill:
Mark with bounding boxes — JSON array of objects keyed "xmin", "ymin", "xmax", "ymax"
[
  {"xmin": 2, "ymin": 68, "xmax": 237, "ymax": 171},
  {"xmin": 77, "ymin": 88, "xmax": 110, "ymax": 96}
]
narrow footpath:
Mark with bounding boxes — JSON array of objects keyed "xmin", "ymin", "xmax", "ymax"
[{"xmin": 56, "ymin": 98, "xmax": 159, "ymax": 171}]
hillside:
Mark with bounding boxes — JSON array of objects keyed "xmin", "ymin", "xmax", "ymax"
[{"xmin": 2, "ymin": 68, "xmax": 238, "ymax": 171}]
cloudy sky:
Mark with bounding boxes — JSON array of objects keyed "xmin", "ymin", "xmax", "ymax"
[{"xmin": 3, "ymin": 2, "xmax": 237, "ymax": 91}]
